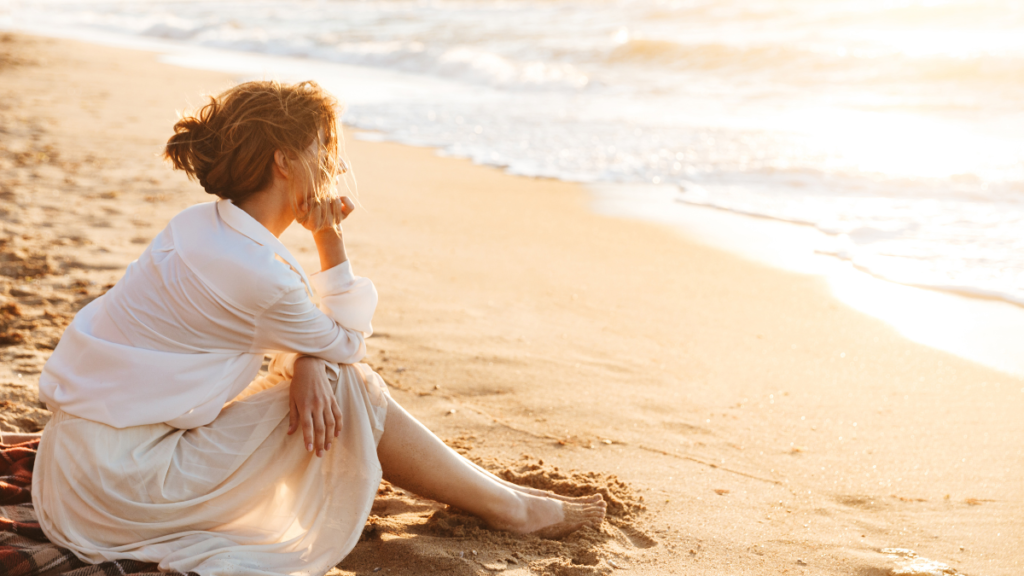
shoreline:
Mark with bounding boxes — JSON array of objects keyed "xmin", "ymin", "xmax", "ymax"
[
  {"xmin": 6, "ymin": 22, "xmax": 1024, "ymax": 378},
  {"xmin": 1, "ymin": 32, "xmax": 1022, "ymax": 576},
  {"xmin": 589, "ymin": 183, "xmax": 1024, "ymax": 377}
]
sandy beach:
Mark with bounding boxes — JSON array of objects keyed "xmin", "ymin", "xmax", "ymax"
[{"xmin": 1, "ymin": 33, "xmax": 1021, "ymax": 575}]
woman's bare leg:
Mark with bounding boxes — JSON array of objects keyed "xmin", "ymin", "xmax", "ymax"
[{"xmin": 376, "ymin": 397, "xmax": 606, "ymax": 538}]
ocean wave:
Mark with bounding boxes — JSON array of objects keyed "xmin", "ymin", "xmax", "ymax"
[
  {"xmin": 436, "ymin": 46, "xmax": 589, "ymax": 90},
  {"xmin": 607, "ymin": 36, "xmax": 1024, "ymax": 92},
  {"xmin": 136, "ymin": 18, "xmax": 592, "ymax": 91}
]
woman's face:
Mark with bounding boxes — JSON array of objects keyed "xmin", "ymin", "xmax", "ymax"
[{"xmin": 289, "ymin": 128, "xmax": 337, "ymax": 207}]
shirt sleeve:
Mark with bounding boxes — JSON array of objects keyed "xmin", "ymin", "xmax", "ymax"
[{"xmin": 252, "ymin": 260, "xmax": 378, "ymax": 366}]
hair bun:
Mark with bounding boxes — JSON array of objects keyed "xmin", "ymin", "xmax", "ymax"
[{"xmin": 164, "ymin": 98, "xmax": 222, "ymax": 195}]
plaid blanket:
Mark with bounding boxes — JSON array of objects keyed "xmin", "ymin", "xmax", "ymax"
[{"xmin": 0, "ymin": 440, "xmax": 197, "ymax": 576}]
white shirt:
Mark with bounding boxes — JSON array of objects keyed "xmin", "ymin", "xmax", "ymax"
[{"xmin": 38, "ymin": 199, "xmax": 377, "ymax": 429}]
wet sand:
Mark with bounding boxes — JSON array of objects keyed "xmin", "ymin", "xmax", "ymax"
[{"xmin": 1, "ymin": 33, "xmax": 1021, "ymax": 575}]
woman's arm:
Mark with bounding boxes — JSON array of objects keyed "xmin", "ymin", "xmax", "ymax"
[
  {"xmin": 258, "ymin": 196, "xmax": 372, "ymax": 456},
  {"xmin": 253, "ymin": 194, "xmax": 375, "ymax": 364},
  {"xmin": 313, "ymin": 226, "xmax": 348, "ymax": 272},
  {"xmin": 252, "ymin": 267, "xmax": 377, "ymax": 364}
]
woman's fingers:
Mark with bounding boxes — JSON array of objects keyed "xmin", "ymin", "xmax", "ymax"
[
  {"xmin": 301, "ymin": 410, "xmax": 314, "ymax": 453},
  {"xmin": 312, "ymin": 408, "xmax": 326, "ymax": 457},
  {"xmin": 287, "ymin": 399, "xmax": 299, "ymax": 435},
  {"xmin": 296, "ymin": 195, "xmax": 359, "ymax": 235},
  {"xmin": 298, "ymin": 196, "xmax": 355, "ymax": 232},
  {"xmin": 330, "ymin": 198, "xmax": 343, "ymax": 226},
  {"xmin": 301, "ymin": 200, "xmax": 324, "ymax": 230},
  {"xmin": 297, "ymin": 402, "xmax": 331, "ymax": 456},
  {"xmin": 322, "ymin": 406, "xmax": 335, "ymax": 452},
  {"xmin": 331, "ymin": 397, "xmax": 343, "ymax": 439},
  {"xmin": 314, "ymin": 202, "xmax": 328, "ymax": 231},
  {"xmin": 296, "ymin": 199, "xmax": 311, "ymax": 226},
  {"xmin": 340, "ymin": 196, "xmax": 355, "ymax": 220}
]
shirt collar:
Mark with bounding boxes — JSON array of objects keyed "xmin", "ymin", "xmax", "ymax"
[{"xmin": 216, "ymin": 199, "xmax": 313, "ymax": 297}]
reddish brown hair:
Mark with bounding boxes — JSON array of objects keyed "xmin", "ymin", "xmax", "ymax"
[{"xmin": 164, "ymin": 80, "xmax": 340, "ymax": 203}]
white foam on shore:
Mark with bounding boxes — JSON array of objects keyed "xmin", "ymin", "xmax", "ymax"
[{"xmin": 590, "ymin": 183, "xmax": 1024, "ymax": 377}]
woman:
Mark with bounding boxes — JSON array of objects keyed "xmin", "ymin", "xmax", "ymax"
[{"xmin": 30, "ymin": 80, "xmax": 605, "ymax": 576}]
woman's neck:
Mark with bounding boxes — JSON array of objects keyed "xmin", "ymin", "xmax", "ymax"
[{"xmin": 235, "ymin": 184, "xmax": 294, "ymax": 238}]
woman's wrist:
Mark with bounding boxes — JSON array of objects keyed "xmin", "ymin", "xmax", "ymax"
[
  {"xmin": 294, "ymin": 355, "xmax": 323, "ymax": 369},
  {"xmin": 312, "ymin": 227, "xmax": 348, "ymax": 271},
  {"xmin": 294, "ymin": 355, "xmax": 326, "ymax": 370}
]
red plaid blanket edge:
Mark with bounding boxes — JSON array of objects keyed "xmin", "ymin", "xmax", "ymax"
[{"xmin": 0, "ymin": 440, "xmax": 197, "ymax": 576}]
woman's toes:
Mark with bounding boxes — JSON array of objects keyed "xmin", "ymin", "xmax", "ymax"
[
  {"xmin": 512, "ymin": 491, "xmax": 609, "ymax": 539},
  {"xmin": 566, "ymin": 501, "xmax": 606, "ymax": 520}
]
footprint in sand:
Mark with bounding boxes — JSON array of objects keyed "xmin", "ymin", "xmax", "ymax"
[{"xmin": 606, "ymin": 522, "xmax": 658, "ymax": 549}]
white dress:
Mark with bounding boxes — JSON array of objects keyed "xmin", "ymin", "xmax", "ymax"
[{"xmin": 32, "ymin": 200, "xmax": 389, "ymax": 576}]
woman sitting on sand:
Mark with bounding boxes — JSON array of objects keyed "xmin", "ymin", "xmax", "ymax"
[{"xmin": 27, "ymin": 80, "xmax": 605, "ymax": 576}]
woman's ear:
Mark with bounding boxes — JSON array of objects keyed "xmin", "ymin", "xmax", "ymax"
[{"xmin": 273, "ymin": 150, "xmax": 290, "ymax": 179}]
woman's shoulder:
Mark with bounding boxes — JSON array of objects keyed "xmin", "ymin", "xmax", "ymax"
[{"xmin": 164, "ymin": 202, "xmax": 307, "ymax": 312}]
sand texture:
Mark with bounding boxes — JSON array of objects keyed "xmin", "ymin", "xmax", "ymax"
[{"xmin": 1, "ymin": 33, "xmax": 1022, "ymax": 575}]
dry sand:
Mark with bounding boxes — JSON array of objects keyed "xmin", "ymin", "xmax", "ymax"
[{"xmin": 1, "ymin": 33, "xmax": 1021, "ymax": 575}]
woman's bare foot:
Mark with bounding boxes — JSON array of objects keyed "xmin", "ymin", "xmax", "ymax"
[
  {"xmin": 490, "ymin": 491, "xmax": 607, "ymax": 539},
  {"xmin": 467, "ymin": 460, "xmax": 606, "ymax": 505}
]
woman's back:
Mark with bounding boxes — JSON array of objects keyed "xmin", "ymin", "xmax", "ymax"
[{"xmin": 91, "ymin": 201, "xmax": 306, "ymax": 354}]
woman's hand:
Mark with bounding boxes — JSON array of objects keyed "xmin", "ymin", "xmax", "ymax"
[
  {"xmin": 298, "ymin": 195, "xmax": 352, "ymax": 272},
  {"xmin": 287, "ymin": 356, "xmax": 343, "ymax": 457},
  {"xmin": 296, "ymin": 195, "xmax": 354, "ymax": 234}
]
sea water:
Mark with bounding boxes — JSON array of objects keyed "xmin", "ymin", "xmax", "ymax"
[{"xmin": 3, "ymin": 0, "xmax": 1023, "ymax": 373}]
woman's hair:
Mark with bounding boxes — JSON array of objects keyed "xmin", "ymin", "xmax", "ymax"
[{"xmin": 164, "ymin": 80, "xmax": 341, "ymax": 204}]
